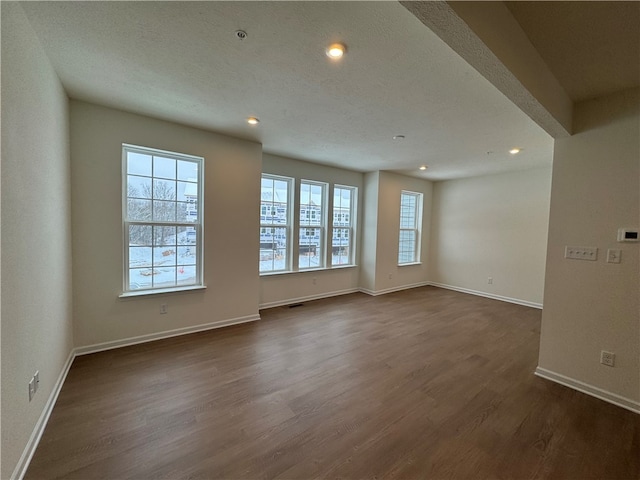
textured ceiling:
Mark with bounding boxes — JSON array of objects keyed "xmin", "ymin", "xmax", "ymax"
[
  {"xmin": 505, "ymin": 1, "xmax": 640, "ymax": 102},
  {"xmin": 21, "ymin": 1, "xmax": 554, "ymax": 180}
]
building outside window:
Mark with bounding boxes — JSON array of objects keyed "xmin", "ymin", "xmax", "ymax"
[
  {"xmin": 398, "ymin": 190, "xmax": 422, "ymax": 264},
  {"xmin": 299, "ymin": 180, "xmax": 327, "ymax": 269},
  {"xmin": 332, "ymin": 185, "xmax": 356, "ymax": 266},
  {"xmin": 123, "ymin": 144, "xmax": 203, "ymax": 293},
  {"xmin": 260, "ymin": 174, "xmax": 292, "ymax": 273}
]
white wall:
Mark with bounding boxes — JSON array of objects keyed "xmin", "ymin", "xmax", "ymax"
[
  {"xmin": 539, "ymin": 88, "xmax": 639, "ymax": 406},
  {"xmin": 259, "ymin": 153, "xmax": 363, "ymax": 307},
  {"xmin": 363, "ymin": 171, "xmax": 432, "ymax": 294},
  {"xmin": 360, "ymin": 171, "xmax": 380, "ymax": 292},
  {"xmin": 429, "ymin": 167, "xmax": 551, "ymax": 306},
  {"xmin": 70, "ymin": 101, "xmax": 262, "ymax": 348},
  {"xmin": 1, "ymin": 4, "xmax": 74, "ymax": 478}
]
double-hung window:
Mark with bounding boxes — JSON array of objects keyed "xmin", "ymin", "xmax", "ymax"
[
  {"xmin": 123, "ymin": 144, "xmax": 204, "ymax": 294},
  {"xmin": 332, "ymin": 185, "xmax": 356, "ymax": 266},
  {"xmin": 398, "ymin": 190, "xmax": 422, "ymax": 264},
  {"xmin": 260, "ymin": 174, "xmax": 292, "ymax": 273},
  {"xmin": 299, "ymin": 180, "xmax": 327, "ymax": 269}
]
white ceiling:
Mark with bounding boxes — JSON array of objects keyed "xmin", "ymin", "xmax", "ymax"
[
  {"xmin": 21, "ymin": 1, "xmax": 555, "ymax": 181},
  {"xmin": 505, "ymin": 1, "xmax": 640, "ymax": 102}
]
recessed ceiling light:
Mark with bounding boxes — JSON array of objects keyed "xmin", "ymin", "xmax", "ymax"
[
  {"xmin": 393, "ymin": 135, "xmax": 405, "ymax": 140},
  {"xmin": 419, "ymin": 165, "xmax": 428, "ymax": 171},
  {"xmin": 247, "ymin": 117, "xmax": 260, "ymax": 125},
  {"xmin": 326, "ymin": 43, "xmax": 346, "ymax": 59},
  {"xmin": 509, "ymin": 148, "xmax": 521, "ymax": 155}
]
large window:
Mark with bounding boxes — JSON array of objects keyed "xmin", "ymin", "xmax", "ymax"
[
  {"xmin": 332, "ymin": 185, "xmax": 356, "ymax": 266},
  {"xmin": 299, "ymin": 181, "xmax": 327, "ymax": 269},
  {"xmin": 398, "ymin": 191, "xmax": 422, "ymax": 264},
  {"xmin": 260, "ymin": 174, "xmax": 292, "ymax": 273},
  {"xmin": 123, "ymin": 144, "xmax": 204, "ymax": 293}
]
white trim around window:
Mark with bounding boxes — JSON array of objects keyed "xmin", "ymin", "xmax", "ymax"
[
  {"xmin": 121, "ymin": 144, "xmax": 204, "ymax": 295},
  {"xmin": 398, "ymin": 190, "xmax": 423, "ymax": 265}
]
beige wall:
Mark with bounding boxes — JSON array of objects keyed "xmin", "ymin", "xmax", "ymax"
[
  {"xmin": 429, "ymin": 167, "xmax": 551, "ymax": 307},
  {"xmin": 70, "ymin": 101, "xmax": 262, "ymax": 348},
  {"xmin": 259, "ymin": 153, "xmax": 363, "ymax": 307},
  {"xmin": 363, "ymin": 171, "xmax": 432, "ymax": 294},
  {"xmin": 360, "ymin": 171, "xmax": 381, "ymax": 292},
  {"xmin": 1, "ymin": 4, "xmax": 74, "ymax": 478},
  {"xmin": 539, "ymin": 88, "xmax": 640, "ymax": 404}
]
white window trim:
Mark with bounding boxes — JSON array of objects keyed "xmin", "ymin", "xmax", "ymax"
[
  {"xmin": 332, "ymin": 184, "xmax": 357, "ymax": 267},
  {"xmin": 299, "ymin": 179, "xmax": 328, "ymax": 270},
  {"xmin": 121, "ymin": 144, "xmax": 205, "ymax": 296},
  {"xmin": 260, "ymin": 174, "xmax": 293, "ymax": 274},
  {"xmin": 398, "ymin": 190, "xmax": 422, "ymax": 265}
]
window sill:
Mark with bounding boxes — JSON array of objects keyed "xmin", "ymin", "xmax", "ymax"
[
  {"xmin": 260, "ymin": 264, "xmax": 357, "ymax": 277},
  {"xmin": 398, "ymin": 262, "xmax": 422, "ymax": 267},
  {"xmin": 119, "ymin": 285, "xmax": 207, "ymax": 298}
]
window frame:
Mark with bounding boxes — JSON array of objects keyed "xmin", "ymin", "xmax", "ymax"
[
  {"xmin": 332, "ymin": 184, "xmax": 357, "ymax": 267},
  {"xmin": 259, "ymin": 173, "xmax": 293, "ymax": 274},
  {"xmin": 121, "ymin": 144, "xmax": 205, "ymax": 296},
  {"xmin": 398, "ymin": 190, "xmax": 423, "ymax": 265},
  {"xmin": 298, "ymin": 179, "xmax": 328, "ymax": 270}
]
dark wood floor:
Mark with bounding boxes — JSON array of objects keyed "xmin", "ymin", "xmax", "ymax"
[{"xmin": 26, "ymin": 287, "xmax": 639, "ymax": 479}]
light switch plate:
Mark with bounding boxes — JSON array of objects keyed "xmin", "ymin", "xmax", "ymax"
[
  {"xmin": 606, "ymin": 249, "xmax": 621, "ymax": 264},
  {"xmin": 565, "ymin": 246, "xmax": 598, "ymax": 261}
]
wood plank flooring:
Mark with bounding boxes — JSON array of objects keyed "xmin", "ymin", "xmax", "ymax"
[{"xmin": 26, "ymin": 287, "xmax": 639, "ymax": 479}]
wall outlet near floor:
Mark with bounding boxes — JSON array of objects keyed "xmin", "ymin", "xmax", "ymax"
[
  {"xmin": 487, "ymin": 277, "xmax": 493, "ymax": 285},
  {"xmin": 600, "ymin": 350, "xmax": 615, "ymax": 367},
  {"xmin": 160, "ymin": 304, "xmax": 168, "ymax": 314},
  {"xmin": 312, "ymin": 277, "xmax": 317, "ymax": 285}
]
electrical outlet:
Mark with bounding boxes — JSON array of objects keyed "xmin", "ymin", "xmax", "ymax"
[
  {"xmin": 600, "ymin": 350, "xmax": 615, "ymax": 367},
  {"xmin": 28, "ymin": 377, "xmax": 35, "ymax": 401},
  {"xmin": 312, "ymin": 277, "xmax": 317, "ymax": 285},
  {"xmin": 487, "ymin": 277, "xmax": 493, "ymax": 285},
  {"xmin": 160, "ymin": 304, "xmax": 168, "ymax": 314},
  {"xmin": 388, "ymin": 273, "xmax": 393, "ymax": 280},
  {"xmin": 34, "ymin": 371, "xmax": 40, "ymax": 393}
]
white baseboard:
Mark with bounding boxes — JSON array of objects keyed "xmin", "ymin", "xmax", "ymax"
[
  {"xmin": 428, "ymin": 282, "xmax": 543, "ymax": 309},
  {"xmin": 12, "ymin": 312, "xmax": 262, "ymax": 479},
  {"xmin": 259, "ymin": 288, "xmax": 359, "ymax": 310},
  {"xmin": 359, "ymin": 281, "xmax": 430, "ymax": 297},
  {"xmin": 11, "ymin": 350, "xmax": 75, "ymax": 480},
  {"xmin": 535, "ymin": 367, "xmax": 640, "ymax": 414},
  {"xmin": 75, "ymin": 314, "xmax": 261, "ymax": 356}
]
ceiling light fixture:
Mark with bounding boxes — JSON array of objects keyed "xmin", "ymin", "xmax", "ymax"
[
  {"xmin": 247, "ymin": 116, "xmax": 260, "ymax": 125},
  {"xmin": 509, "ymin": 148, "xmax": 521, "ymax": 155},
  {"xmin": 393, "ymin": 135, "xmax": 405, "ymax": 140},
  {"xmin": 326, "ymin": 43, "xmax": 346, "ymax": 59},
  {"xmin": 419, "ymin": 165, "xmax": 427, "ymax": 171}
]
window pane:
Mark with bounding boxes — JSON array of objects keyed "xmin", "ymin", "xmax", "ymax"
[
  {"xmin": 129, "ymin": 224, "xmax": 152, "ymax": 246},
  {"xmin": 177, "ymin": 160, "xmax": 198, "ymax": 181},
  {"xmin": 398, "ymin": 230, "xmax": 416, "ymax": 263},
  {"xmin": 127, "ymin": 199, "xmax": 152, "ymax": 221},
  {"xmin": 123, "ymin": 145, "xmax": 203, "ymax": 294},
  {"xmin": 153, "ymin": 200, "xmax": 176, "ymax": 222},
  {"xmin": 153, "ymin": 156, "xmax": 176, "ymax": 180},
  {"xmin": 129, "ymin": 268, "xmax": 153, "ymax": 290},
  {"xmin": 260, "ymin": 175, "xmax": 291, "ymax": 273},
  {"xmin": 129, "ymin": 246, "xmax": 152, "ymax": 269},
  {"xmin": 127, "ymin": 152, "xmax": 152, "ymax": 176},
  {"xmin": 127, "ymin": 175, "xmax": 152, "ymax": 199},
  {"xmin": 154, "ymin": 267, "xmax": 177, "ymax": 288},
  {"xmin": 153, "ymin": 226, "xmax": 176, "ymax": 246},
  {"xmin": 177, "ymin": 265, "xmax": 197, "ymax": 286},
  {"xmin": 177, "ymin": 246, "xmax": 197, "ymax": 266},
  {"xmin": 299, "ymin": 227, "xmax": 321, "ymax": 269},
  {"xmin": 177, "ymin": 180, "xmax": 197, "ymax": 201},
  {"xmin": 332, "ymin": 228, "xmax": 351, "ymax": 265},
  {"xmin": 259, "ymin": 227, "xmax": 288, "ymax": 272},
  {"xmin": 153, "ymin": 179, "xmax": 176, "ymax": 200}
]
